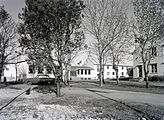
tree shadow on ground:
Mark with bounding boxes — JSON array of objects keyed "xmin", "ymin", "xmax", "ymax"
[
  {"xmin": 0, "ymin": 83, "xmax": 7, "ymax": 89},
  {"xmin": 70, "ymin": 81, "xmax": 100, "ymax": 88},
  {"xmin": 8, "ymin": 86, "xmax": 22, "ymax": 90},
  {"xmin": 32, "ymin": 85, "xmax": 57, "ymax": 94}
]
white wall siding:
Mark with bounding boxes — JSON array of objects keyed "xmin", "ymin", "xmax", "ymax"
[
  {"xmin": 133, "ymin": 41, "xmax": 164, "ymax": 78},
  {"xmin": 76, "ymin": 69, "xmax": 94, "ymax": 79}
]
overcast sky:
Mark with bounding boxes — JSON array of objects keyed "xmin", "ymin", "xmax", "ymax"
[
  {"xmin": 0, "ymin": 0, "xmax": 133, "ymax": 22},
  {"xmin": 0, "ymin": 0, "xmax": 25, "ymax": 22},
  {"xmin": 0, "ymin": 0, "xmax": 133, "ymax": 66}
]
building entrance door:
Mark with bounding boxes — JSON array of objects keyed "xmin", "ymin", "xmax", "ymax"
[{"xmin": 138, "ymin": 65, "xmax": 142, "ymax": 77}]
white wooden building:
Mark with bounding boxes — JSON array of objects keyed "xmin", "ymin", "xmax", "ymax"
[
  {"xmin": 133, "ymin": 41, "xmax": 164, "ymax": 78},
  {"xmin": 70, "ymin": 58, "xmax": 132, "ymax": 80}
]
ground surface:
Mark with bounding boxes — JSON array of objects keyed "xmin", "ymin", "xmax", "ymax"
[
  {"xmin": 0, "ymin": 82, "xmax": 164, "ymax": 120},
  {"xmin": 71, "ymin": 80, "xmax": 164, "ymax": 94}
]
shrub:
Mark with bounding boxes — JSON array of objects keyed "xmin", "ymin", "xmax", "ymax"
[{"xmin": 148, "ymin": 76, "xmax": 164, "ymax": 82}]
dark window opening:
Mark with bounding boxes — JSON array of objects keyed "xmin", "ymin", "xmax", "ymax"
[
  {"xmin": 81, "ymin": 69, "xmax": 83, "ymax": 75},
  {"xmin": 122, "ymin": 72, "xmax": 124, "ymax": 76},
  {"xmin": 46, "ymin": 66, "xmax": 52, "ymax": 74},
  {"xmin": 88, "ymin": 70, "xmax": 91, "ymax": 75},
  {"xmin": 112, "ymin": 72, "xmax": 115, "ymax": 75},
  {"xmin": 38, "ymin": 66, "xmax": 44, "ymax": 74},
  {"xmin": 107, "ymin": 65, "xmax": 109, "ymax": 69},
  {"xmin": 152, "ymin": 47, "xmax": 157, "ymax": 56},
  {"xmin": 151, "ymin": 64, "xmax": 157, "ymax": 73},
  {"xmin": 29, "ymin": 64, "xmax": 35, "ymax": 74},
  {"xmin": 77, "ymin": 70, "xmax": 79, "ymax": 75},
  {"xmin": 138, "ymin": 65, "xmax": 142, "ymax": 77},
  {"xmin": 85, "ymin": 70, "xmax": 87, "ymax": 75}
]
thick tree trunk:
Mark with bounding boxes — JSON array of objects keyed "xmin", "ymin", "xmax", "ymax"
[
  {"xmin": 65, "ymin": 55, "xmax": 71, "ymax": 85},
  {"xmin": 102, "ymin": 73, "xmax": 105, "ymax": 84},
  {"xmin": 145, "ymin": 75, "xmax": 149, "ymax": 88},
  {"xmin": 56, "ymin": 61, "xmax": 63, "ymax": 97},
  {"xmin": 51, "ymin": 61, "xmax": 61, "ymax": 97},
  {"xmin": 0, "ymin": 54, "xmax": 5, "ymax": 83},
  {"xmin": 116, "ymin": 69, "xmax": 119, "ymax": 85},
  {"xmin": 56, "ymin": 82, "xmax": 60, "ymax": 97},
  {"xmin": 0, "ymin": 68, "xmax": 2, "ymax": 83},
  {"xmin": 143, "ymin": 63, "xmax": 149, "ymax": 88},
  {"xmin": 144, "ymin": 67, "xmax": 149, "ymax": 88},
  {"xmin": 15, "ymin": 64, "xmax": 18, "ymax": 82},
  {"xmin": 56, "ymin": 73, "xmax": 61, "ymax": 97},
  {"xmin": 0, "ymin": 61, "xmax": 5, "ymax": 83},
  {"xmin": 102, "ymin": 65, "xmax": 105, "ymax": 84},
  {"xmin": 99, "ymin": 58, "xmax": 103, "ymax": 87},
  {"xmin": 65, "ymin": 66, "xmax": 70, "ymax": 85}
]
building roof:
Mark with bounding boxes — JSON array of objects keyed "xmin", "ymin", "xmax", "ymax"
[
  {"xmin": 71, "ymin": 66, "xmax": 94, "ymax": 71},
  {"xmin": 83, "ymin": 57, "xmax": 133, "ymax": 67}
]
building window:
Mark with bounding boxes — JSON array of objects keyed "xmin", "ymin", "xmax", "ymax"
[
  {"xmin": 85, "ymin": 70, "xmax": 87, "ymax": 75},
  {"xmin": 46, "ymin": 66, "xmax": 52, "ymax": 74},
  {"xmin": 107, "ymin": 66, "xmax": 109, "ymax": 69},
  {"xmin": 88, "ymin": 70, "xmax": 91, "ymax": 75},
  {"xmin": 38, "ymin": 66, "xmax": 44, "ymax": 74},
  {"xmin": 122, "ymin": 72, "xmax": 124, "ymax": 76},
  {"xmin": 107, "ymin": 72, "xmax": 110, "ymax": 75},
  {"xmin": 152, "ymin": 47, "xmax": 157, "ymax": 56},
  {"xmin": 77, "ymin": 70, "xmax": 79, "ymax": 75},
  {"xmin": 112, "ymin": 72, "xmax": 115, "ymax": 75},
  {"xmin": 29, "ymin": 64, "xmax": 35, "ymax": 74},
  {"xmin": 151, "ymin": 64, "xmax": 157, "ymax": 73},
  {"xmin": 122, "ymin": 66, "xmax": 124, "ymax": 70},
  {"xmin": 81, "ymin": 69, "xmax": 83, "ymax": 75},
  {"xmin": 138, "ymin": 65, "xmax": 142, "ymax": 77}
]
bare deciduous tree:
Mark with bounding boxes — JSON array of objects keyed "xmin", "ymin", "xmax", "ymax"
[
  {"xmin": 63, "ymin": 45, "xmax": 86, "ymax": 85},
  {"xmin": 0, "ymin": 6, "xmax": 18, "ymax": 82},
  {"xmin": 132, "ymin": 0, "xmax": 164, "ymax": 88},
  {"xmin": 108, "ymin": 33, "xmax": 132, "ymax": 84},
  {"xmin": 83, "ymin": 0, "xmax": 129, "ymax": 86}
]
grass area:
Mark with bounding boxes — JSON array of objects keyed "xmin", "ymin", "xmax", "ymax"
[
  {"xmin": 41, "ymin": 94, "xmax": 164, "ymax": 120},
  {"xmin": 70, "ymin": 80, "xmax": 164, "ymax": 94},
  {"xmin": 1, "ymin": 93, "xmax": 163, "ymax": 120},
  {"xmin": 0, "ymin": 84, "xmax": 164, "ymax": 120}
]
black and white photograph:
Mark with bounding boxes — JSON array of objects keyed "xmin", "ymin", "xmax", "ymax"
[{"xmin": 0, "ymin": 0, "xmax": 164, "ymax": 119}]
